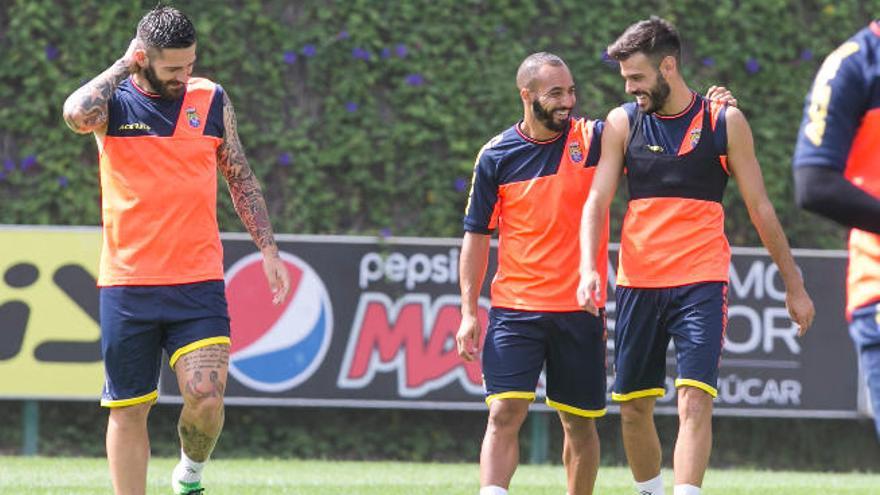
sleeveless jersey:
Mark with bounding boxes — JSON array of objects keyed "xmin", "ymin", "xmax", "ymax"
[{"xmin": 618, "ymin": 93, "xmax": 731, "ymax": 288}]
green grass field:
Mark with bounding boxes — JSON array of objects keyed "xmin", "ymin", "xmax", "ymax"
[{"xmin": 0, "ymin": 457, "xmax": 877, "ymax": 494}]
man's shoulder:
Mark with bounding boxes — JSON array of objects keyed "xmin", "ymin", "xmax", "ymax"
[{"xmin": 475, "ymin": 125, "xmax": 518, "ymax": 162}]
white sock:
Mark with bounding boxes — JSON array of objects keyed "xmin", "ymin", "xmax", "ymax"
[
  {"xmin": 635, "ymin": 474, "xmax": 664, "ymax": 495},
  {"xmin": 479, "ymin": 485, "xmax": 508, "ymax": 495},
  {"xmin": 673, "ymin": 484, "xmax": 701, "ymax": 495},
  {"xmin": 174, "ymin": 449, "xmax": 206, "ymax": 483}
]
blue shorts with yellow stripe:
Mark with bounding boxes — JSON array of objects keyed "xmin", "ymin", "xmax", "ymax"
[
  {"xmin": 613, "ymin": 282, "xmax": 727, "ymax": 401},
  {"xmin": 481, "ymin": 307, "xmax": 607, "ymax": 417},
  {"xmin": 99, "ymin": 280, "xmax": 230, "ymax": 408}
]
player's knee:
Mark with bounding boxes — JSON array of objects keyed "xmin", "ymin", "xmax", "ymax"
[
  {"xmin": 487, "ymin": 400, "xmax": 529, "ymax": 433},
  {"xmin": 183, "ymin": 394, "xmax": 225, "ymax": 421},
  {"xmin": 620, "ymin": 398, "xmax": 653, "ymax": 426},
  {"xmin": 559, "ymin": 414, "xmax": 597, "ymax": 446},
  {"xmin": 677, "ymin": 387, "xmax": 713, "ymax": 423},
  {"xmin": 108, "ymin": 401, "xmax": 152, "ymax": 427}
]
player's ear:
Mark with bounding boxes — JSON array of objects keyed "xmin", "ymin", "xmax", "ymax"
[
  {"xmin": 660, "ymin": 55, "xmax": 676, "ymax": 76},
  {"xmin": 519, "ymin": 86, "xmax": 530, "ymax": 105},
  {"xmin": 134, "ymin": 47, "xmax": 149, "ymax": 69}
]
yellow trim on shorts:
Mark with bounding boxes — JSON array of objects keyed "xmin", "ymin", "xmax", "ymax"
[
  {"xmin": 168, "ymin": 336, "xmax": 231, "ymax": 369},
  {"xmin": 675, "ymin": 378, "xmax": 718, "ymax": 398},
  {"xmin": 545, "ymin": 398, "xmax": 606, "ymax": 418},
  {"xmin": 612, "ymin": 388, "xmax": 666, "ymax": 402},
  {"xmin": 101, "ymin": 390, "xmax": 158, "ymax": 408},
  {"xmin": 485, "ymin": 391, "xmax": 536, "ymax": 406}
]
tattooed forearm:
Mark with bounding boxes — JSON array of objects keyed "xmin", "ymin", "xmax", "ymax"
[
  {"xmin": 62, "ymin": 60, "xmax": 130, "ymax": 134},
  {"xmin": 179, "ymin": 414, "xmax": 224, "ymax": 462},
  {"xmin": 217, "ymin": 91, "xmax": 279, "ymax": 254}
]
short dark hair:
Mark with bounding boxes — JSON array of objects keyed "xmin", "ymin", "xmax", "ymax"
[
  {"xmin": 516, "ymin": 52, "xmax": 568, "ymax": 90},
  {"xmin": 607, "ymin": 16, "xmax": 680, "ymax": 65},
  {"xmin": 137, "ymin": 5, "xmax": 196, "ymax": 51}
]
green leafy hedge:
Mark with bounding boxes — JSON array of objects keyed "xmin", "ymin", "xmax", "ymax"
[{"xmin": 1, "ymin": 0, "xmax": 876, "ymax": 247}]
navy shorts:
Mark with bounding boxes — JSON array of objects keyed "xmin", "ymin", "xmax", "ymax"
[
  {"xmin": 613, "ymin": 282, "xmax": 727, "ymax": 401},
  {"xmin": 481, "ymin": 307, "xmax": 607, "ymax": 417},
  {"xmin": 99, "ymin": 280, "xmax": 230, "ymax": 407}
]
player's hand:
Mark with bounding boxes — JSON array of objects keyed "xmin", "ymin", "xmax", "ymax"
[
  {"xmin": 786, "ymin": 286, "xmax": 815, "ymax": 337},
  {"xmin": 262, "ymin": 252, "xmax": 291, "ymax": 305},
  {"xmin": 577, "ymin": 270, "xmax": 601, "ymax": 316},
  {"xmin": 705, "ymin": 85, "xmax": 738, "ymax": 107},
  {"xmin": 456, "ymin": 313, "xmax": 481, "ymax": 362},
  {"xmin": 121, "ymin": 37, "xmax": 143, "ymax": 74}
]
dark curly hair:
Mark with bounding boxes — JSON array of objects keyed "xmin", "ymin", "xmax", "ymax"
[{"xmin": 136, "ymin": 5, "xmax": 196, "ymax": 51}]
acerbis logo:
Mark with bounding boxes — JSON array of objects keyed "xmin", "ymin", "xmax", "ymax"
[{"xmin": 225, "ymin": 252, "xmax": 333, "ymax": 392}]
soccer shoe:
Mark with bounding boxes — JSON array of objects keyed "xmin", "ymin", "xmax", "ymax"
[
  {"xmin": 172, "ymin": 465, "xmax": 204, "ymax": 495},
  {"xmin": 172, "ymin": 479, "xmax": 204, "ymax": 495}
]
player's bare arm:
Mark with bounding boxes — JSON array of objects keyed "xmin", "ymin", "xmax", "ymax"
[
  {"xmin": 217, "ymin": 91, "xmax": 291, "ymax": 304},
  {"xmin": 577, "ymin": 107, "xmax": 628, "ymax": 315},
  {"xmin": 456, "ymin": 232, "xmax": 490, "ymax": 362},
  {"xmin": 726, "ymin": 106, "xmax": 815, "ymax": 334},
  {"xmin": 62, "ymin": 38, "xmax": 140, "ymax": 135}
]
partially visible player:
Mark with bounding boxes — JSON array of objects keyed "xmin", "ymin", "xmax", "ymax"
[
  {"xmin": 793, "ymin": 19, "xmax": 880, "ymax": 441},
  {"xmin": 578, "ymin": 16, "xmax": 814, "ymax": 495},
  {"xmin": 62, "ymin": 6, "xmax": 290, "ymax": 495}
]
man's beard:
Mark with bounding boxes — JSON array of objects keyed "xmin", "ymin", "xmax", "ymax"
[
  {"xmin": 635, "ymin": 71, "xmax": 671, "ymax": 114},
  {"xmin": 142, "ymin": 64, "xmax": 186, "ymax": 100},
  {"xmin": 532, "ymin": 98, "xmax": 570, "ymax": 133}
]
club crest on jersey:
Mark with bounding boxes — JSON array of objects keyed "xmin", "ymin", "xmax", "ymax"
[
  {"xmin": 185, "ymin": 107, "xmax": 201, "ymax": 128},
  {"xmin": 689, "ymin": 127, "xmax": 702, "ymax": 148},
  {"xmin": 568, "ymin": 141, "xmax": 584, "ymax": 163}
]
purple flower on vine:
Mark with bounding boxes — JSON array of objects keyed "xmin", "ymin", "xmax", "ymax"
[
  {"xmin": 58, "ymin": 176, "xmax": 68, "ymax": 188},
  {"xmin": 395, "ymin": 44, "xmax": 408, "ymax": 58},
  {"xmin": 405, "ymin": 73, "xmax": 425, "ymax": 86},
  {"xmin": 454, "ymin": 177, "xmax": 468, "ymax": 192},
  {"xmin": 302, "ymin": 44, "xmax": 317, "ymax": 57},
  {"xmin": 745, "ymin": 58, "xmax": 760, "ymax": 74},
  {"xmin": 601, "ymin": 51, "xmax": 616, "ymax": 66},
  {"xmin": 800, "ymin": 49, "xmax": 814, "ymax": 61},
  {"xmin": 45, "ymin": 45, "xmax": 59, "ymax": 61},
  {"xmin": 283, "ymin": 51, "xmax": 297, "ymax": 64},
  {"xmin": 345, "ymin": 102, "xmax": 359, "ymax": 113},
  {"xmin": 352, "ymin": 47, "xmax": 371, "ymax": 61},
  {"xmin": 702, "ymin": 57, "xmax": 715, "ymax": 67},
  {"xmin": 277, "ymin": 152, "xmax": 292, "ymax": 166},
  {"xmin": 3, "ymin": 159, "xmax": 14, "ymax": 172},
  {"xmin": 21, "ymin": 155, "xmax": 37, "ymax": 170}
]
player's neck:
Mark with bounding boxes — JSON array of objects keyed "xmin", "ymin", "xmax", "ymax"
[
  {"xmin": 656, "ymin": 80, "xmax": 694, "ymax": 117},
  {"xmin": 518, "ymin": 118, "xmax": 561, "ymax": 142},
  {"xmin": 131, "ymin": 72, "xmax": 159, "ymax": 96}
]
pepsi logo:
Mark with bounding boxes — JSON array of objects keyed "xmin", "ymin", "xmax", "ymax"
[{"xmin": 225, "ymin": 252, "xmax": 333, "ymax": 392}]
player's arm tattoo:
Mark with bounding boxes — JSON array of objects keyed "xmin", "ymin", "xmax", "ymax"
[
  {"xmin": 62, "ymin": 60, "xmax": 130, "ymax": 134},
  {"xmin": 217, "ymin": 91, "xmax": 279, "ymax": 255}
]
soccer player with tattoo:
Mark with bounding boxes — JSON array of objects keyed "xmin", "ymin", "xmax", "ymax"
[{"xmin": 62, "ymin": 6, "xmax": 290, "ymax": 495}]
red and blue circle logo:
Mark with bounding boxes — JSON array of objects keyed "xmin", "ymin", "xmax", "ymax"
[{"xmin": 225, "ymin": 252, "xmax": 333, "ymax": 392}]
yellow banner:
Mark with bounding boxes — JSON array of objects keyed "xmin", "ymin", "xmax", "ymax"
[{"xmin": 0, "ymin": 227, "xmax": 103, "ymax": 399}]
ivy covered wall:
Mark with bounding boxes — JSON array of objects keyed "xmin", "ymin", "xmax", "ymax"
[{"xmin": 1, "ymin": 0, "xmax": 876, "ymax": 247}]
